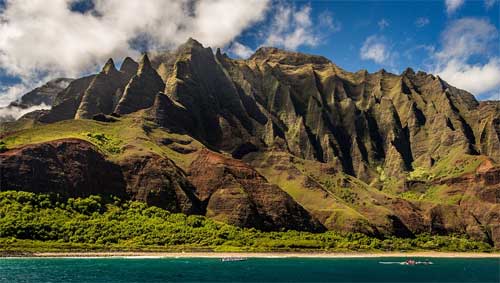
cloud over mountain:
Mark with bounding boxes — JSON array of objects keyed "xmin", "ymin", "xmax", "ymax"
[
  {"xmin": 0, "ymin": 0, "xmax": 270, "ymax": 106},
  {"xmin": 433, "ymin": 18, "xmax": 500, "ymax": 96}
]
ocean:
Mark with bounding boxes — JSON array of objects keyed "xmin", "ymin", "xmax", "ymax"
[{"xmin": 0, "ymin": 257, "xmax": 499, "ymax": 283}]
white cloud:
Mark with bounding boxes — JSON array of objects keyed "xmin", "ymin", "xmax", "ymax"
[
  {"xmin": 360, "ymin": 35, "xmax": 391, "ymax": 64},
  {"xmin": 0, "ymin": 103, "xmax": 50, "ymax": 121},
  {"xmin": 485, "ymin": 0, "xmax": 498, "ymax": 9},
  {"xmin": 318, "ymin": 11, "xmax": 342, "ymax": 32},
  {"xmin": 403, "ymin": 44, "xmax": 435, "ymax": 63},
  {"xmin": 415, "ymin": 17, "xmax": 430, "ymax": 28},
  {"xmin": 0, "ymin": 83, "xmax": 33, "ymax": 107},
  {"xmin": 436, "ymin": 18, "xmax": 497, "ymax": 59},
  {"xmin": 229, "ymin": 42, "xmax": 254, "ymax": 59},
  {"xmin": 262, "ymin": 4, "xmax": 320, "ymax": 50},
  {"xmin": 378, "ymin": 19, "xmax": 389, "ymax": 30},
  {"xmin": 432, "ymin": 18, "xmax": 500, "ymax": 97},
  {"xmin": 0, "ymin": 0, "xmax": 270, "ymax": 105},
  {"xmin": 226, "ymin": 4, "xmax": 341, "ymax": 59},
  {"xmin": 445, "ymin": 0, "xmax": 465, "ymax": 14},
  {"xmin": 437, "ymin": 58, "xmax": 500, "ymax": 94}
]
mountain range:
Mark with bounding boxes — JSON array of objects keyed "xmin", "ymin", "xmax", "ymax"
[{"xmin": 1, "ymin": 38, "xmax": 499, "ymax": 247}]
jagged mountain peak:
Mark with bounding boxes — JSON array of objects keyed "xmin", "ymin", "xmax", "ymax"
[
  {"xmin": 174, "ymin": 37, "xmax": 210, "ymax": 55},
  {"xmin": 101, "ymin": 58, "xmax": 118, "ymax": 75},
  {"xmin": 356, "ymin": 69, "xmax": 369, "ymax": 75},
  {"xmin": 120, "ymin": 57, "xmax": 139, "ymax": 75},
  {"xmin": 20, "ymin": 39, "xmax": 496, "ymax": 168},
  {"xmin": 2, "ymin": 39, "xmax": 500, "ymax": 246},
  {"xmin": 138, "ymin": 53, "xmax": 154, "ymax": 75},
  {"xmin": 249, "ymin": 46, "xmax": 331, "ymax": 65},
  {"xmin": 215, "ymin": 47, "xmax": 230, "ymax": 60},
  {"xmin": 114, "ymin": 52, "xmax": 165, "ymax": 115},
  {"xmin": 402, "ymin": 67, "xmax": 415, "ymax": 76},
  {"xmin": 185, "ymin": 37, "xmax": 204, "ymax": 48},
  {"xmin": 375, "ymin": 68, "xmax": 389, "ymax": 75}
]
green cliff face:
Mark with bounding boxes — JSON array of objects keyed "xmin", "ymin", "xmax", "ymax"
[
  {"xmin": 1, "ymin": 39, "xmax": 499, "ymax": 247},
  {"xmin": 75, "ymin": 59, "xmax": 131, "ymax": 119},
  {"xmin": 115, "ymin": 54, "xmax": 165, "ymax": 115}
]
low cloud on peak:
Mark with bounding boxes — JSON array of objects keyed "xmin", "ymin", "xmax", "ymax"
[{"xmin": 0, "ymin": 0, "xmax": 270, "ymax": 106}]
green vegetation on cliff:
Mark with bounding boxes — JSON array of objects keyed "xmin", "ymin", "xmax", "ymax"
[
  {"xmin": 0, "ymin": 141, "xmax": 6, "ymax": 153},
  {"xmin": 0, "ymin": 191, "xmax": 493, "ymax": 253}
]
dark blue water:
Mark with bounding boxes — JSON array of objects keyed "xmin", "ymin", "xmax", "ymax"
[{"xmin": 0, "ymin": 257, "xmax": 498, "ymax": 282}]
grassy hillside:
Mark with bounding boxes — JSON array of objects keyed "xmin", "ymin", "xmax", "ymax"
[
  {"xmin": 0, "ymin": 112, "xmax": 201, "ymax": 168},
  {"xmin": 0, "ymin": 191, "xmax": 494, "ymax": 253},
  {"xmin": 1, "ymin": 113, "xmax": 497, "ymax": 249}
]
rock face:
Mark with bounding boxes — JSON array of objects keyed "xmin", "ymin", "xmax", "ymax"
[
  {"xmin": 2, "ymin": 38, "xmax": 499, "ymax": 242},
  {"xmin": 150, "ymin": 40, "xmax": 499, "ymax": 182},
  {"xmin": 0, "ymin": 78, "xmax": 73, "ymax": 122},
  {"xmin": 146, "ymin": 92, "xmax": 195, "ymax": 133},
  {"xmin": 38, "ymin": 75, "xmax": 97, "ymax": 123},
  {"xmin": 9, "ymin": 78, "xmax": 73, "ymax": 108},
  {"xmin": 114, "ymin": 54, "xmax": 165, "ymax": 115},
  {"xmin": 120, "ymin": 57, "xmax": 139, "ymax": 77},
  {"xmin": 37, "ymin": 57, "xmax": 140, "ymax": 122},
  {"xmin": 0, "ymin": 139, "xmax": 200, "ymax": 213},
  {"xmin": 0, "ymin": 139, "xmax": 126, "ymax": 197},
  {"xmin": 0, "ymin": 139, "xmax": 322, "ymax": 232},
  {"xmin": 474, "ymin": 101, "xmax": 500, "ymax": 163},
  {"xmin": 74, "ymin": 59, "xmax": 131, "ymax": 119},
  {"xmin": 119, "ymin": 153, "xmax": 201, "ymax": 214},
  {"xmin": 188, "ymin": 149, "xmax": 325, "ymax": 232},
  {"xmin": 35, "ymin": 40, "xmax": 498, "ymax": 180},
  {"xmin": 158, "ymin": 39, "xmax": 256, "ymax": 146},
  {"xmin": 431, "ymin": 162, "xmax": 500, "ymax": 245}
]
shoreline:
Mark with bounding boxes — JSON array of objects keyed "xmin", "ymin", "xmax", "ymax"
[{"xmin": 2, "ymin": 251, "xmax": 499, "ymax": 258}]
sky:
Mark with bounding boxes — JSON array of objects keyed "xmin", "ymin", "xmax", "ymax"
[{"xmin": 0, "ymin": 0, "xmax": 499, "ymax": 108}]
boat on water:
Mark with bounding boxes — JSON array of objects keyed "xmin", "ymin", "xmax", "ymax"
[
  {"xmin": 221, "ymin": 257, "xmax": 247, "ymax": 262},
  {"xmin": 379, "ymin": 259, "xmax": 433, "ymax": 265}
]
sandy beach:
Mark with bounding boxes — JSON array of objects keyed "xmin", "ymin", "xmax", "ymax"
[{"xmin": 5, "ymin": 251, "xmax": 498, "ymax": 258}]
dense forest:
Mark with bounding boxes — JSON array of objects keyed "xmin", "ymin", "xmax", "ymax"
[{"xmin": 0, "ymin": 191, "xmax": 494, "ymax": 253}]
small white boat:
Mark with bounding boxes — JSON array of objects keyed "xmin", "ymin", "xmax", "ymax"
[
  {"xmin": 379, "ymin": 259, "xmax": 433, "ymax": 265},
  {"xmin": 221, "ymin": 257, "xmax": 247, "ymax": 262}
]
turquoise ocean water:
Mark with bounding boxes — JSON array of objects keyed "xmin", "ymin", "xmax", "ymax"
[{"xmin": 0, "ymin": 257, "xmax": 499, "ymax": 283}]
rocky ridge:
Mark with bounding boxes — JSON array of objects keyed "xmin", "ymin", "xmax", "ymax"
[
  {"xmin": 0, "ymin": 78, "xmax": 73, "ymax": 122},
  {"xmin": 1, "ymin": 38, "xmax": 499, "ymax": 246}
]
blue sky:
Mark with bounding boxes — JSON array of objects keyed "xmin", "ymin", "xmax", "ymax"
[
  {"xmin": 0, "ymin": 0, "xmax": 499, "ymax": 106},
  {"xmin": 297, "ymin": 1, "xmax": 498, "ymax": 73},
  {"xmin": 228, "ymin": 0, "xmax": 499, "ymax": 100}
]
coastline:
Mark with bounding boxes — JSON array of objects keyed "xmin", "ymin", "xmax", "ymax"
[{"xmin": 2, "ymin": 251, "xmax": 499, "ymax": 258}]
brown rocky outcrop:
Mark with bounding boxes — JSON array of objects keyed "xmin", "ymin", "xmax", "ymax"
[
  {"xmin": 0, "ymin": 139, "xmax": 201, "ymax": 213},
  {"xmin": 188, "ymin": 149, "xmax": 325, "ymax": 232},
  {"xmin": 118, "ymin": 153, "xmax": 202, "ymax": 214},
  {"xmin": 0, "ymin": 139, "xmax": 126, "ymax": 197}
]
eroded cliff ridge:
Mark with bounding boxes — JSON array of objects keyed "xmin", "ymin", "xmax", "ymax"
[{"xmin": 1, "ymin": 39, "xmax": 499, "ymax": 246}]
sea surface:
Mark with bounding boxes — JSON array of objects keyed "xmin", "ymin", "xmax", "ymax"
[{"xmin": 0, "ymin": 257, "xmax": 499, "ymax": 283}]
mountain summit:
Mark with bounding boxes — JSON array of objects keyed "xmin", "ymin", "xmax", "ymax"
[{"xmin": 1, "ymin": 38, "xmax": 499, "ymax": 247}]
